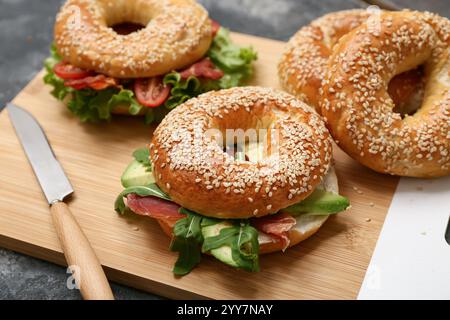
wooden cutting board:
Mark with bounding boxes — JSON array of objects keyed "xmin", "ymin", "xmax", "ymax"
[{"xmin": 0, "ymin": 32, "xmax": 399, "ymax": 299}]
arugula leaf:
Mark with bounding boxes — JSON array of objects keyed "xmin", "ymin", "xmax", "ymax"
[
  {"xmin": 176, "ymin": 208, "xmax": 204, "ymax": 243},
  {"xmin": 170, "ymin": 210, "xmax": 204, "ymax": 276},
  {"xmin": 170, "ymin": 237, "xmax": 202, "ymax": 276},
  {"xmin": 202, "ymin": 221, "xmax": 260, "ymax": 272},
  {"xmin": 132, "ymin": 148, "xmax": 151, "ymax": 170},
  {"xmin": 114, "ymin": 184, "xmax": 171, "ymax": 214}
]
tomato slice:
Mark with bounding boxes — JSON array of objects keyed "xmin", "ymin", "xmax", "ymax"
[
  {"xmin": 54, "ymin": 62, "xmax": 94, "ymax": 80},
  {"xmin": 64, "ymin": 75, "xmax": 118, "ymax": 91},
  {"xmin": 211, "ymin": 19, "xmax": 221, "ymax": 37},
  {"xmin": 134, "ymin": 77, "xmax": 171, "ymax": 108}
]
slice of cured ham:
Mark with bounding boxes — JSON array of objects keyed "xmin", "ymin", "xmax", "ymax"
[
  {"xmin": 126, "ymin": 194, "xmax": 185, "ymax": 227},
  {"xmin": 251, "ymin": 212, "xmax": 297, "ymax": 251}
]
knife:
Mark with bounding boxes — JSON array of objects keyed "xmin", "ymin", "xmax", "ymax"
[{"xmin": 7, "ymin": 103, "xmax": 114, "ymax": 300}]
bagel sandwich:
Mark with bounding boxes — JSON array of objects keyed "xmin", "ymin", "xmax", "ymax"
[
  {"xmin": 115, "ymin": 87, "xmax": 351, "ymax": 275},
  {"xmin": 44, "ymin": 0, "xmax": 257, "ymax": 124}
]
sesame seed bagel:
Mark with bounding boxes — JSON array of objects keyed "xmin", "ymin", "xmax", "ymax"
[
  {"xmin": 321, "ymin": 11, "xmax": 450, "ymax": 177},
  {"xmin": 279, "ymin": 10, "xmax": 372, "ymax": 110},
  {"xmin": 157, "ymin": 165, "xmax": 339, "ymax": 254},
  {"xmin": 150, "ymin": 87, "xmax": 333, "ymax": 219},
  {"xmin": 54, "ymin": 0, "xmax": 213, "ymax": 78},
  {"xmin": 278, "ymin": 9, "xmax": 425, "ymax": 113}
]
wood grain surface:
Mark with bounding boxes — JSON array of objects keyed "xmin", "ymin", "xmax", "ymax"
[{"xmin": 0, "ymin": 32, "xmax": 399, "ymax": 299}]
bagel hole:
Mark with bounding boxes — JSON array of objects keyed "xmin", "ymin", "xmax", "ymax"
[
  {"xmin": 110, "ymin": 22, "xmax": 145, "ymax": 35},
  {"xmin": 222, "ymin": 131, "xmax": 277, "ymax": 163},
  {"xmin": 210, "ymin": 117, "xmax": 278, "ymax": 163},
  {"xmin": 388, "ymin": 65, "xmax": 426, "ymax": 118},
  {"xmin": 225, "ymin": 145, "xmax": 250, "ymax": 162}
]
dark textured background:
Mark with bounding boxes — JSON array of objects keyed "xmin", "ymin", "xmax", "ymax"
[{"xmin": 0, "ymin": 0, "xmax": 446, "ymax": 299}]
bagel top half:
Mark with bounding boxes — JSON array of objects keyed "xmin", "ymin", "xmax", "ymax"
[
  {"xmin": 150, "ymin": 87, "xmax": 333, "ymax": 219},
  {"xmin": 54, "ymin": 0, "xmax": 213, "ymax": 78}
]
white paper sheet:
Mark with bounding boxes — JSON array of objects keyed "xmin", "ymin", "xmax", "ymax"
[{"xmin": 358, "ymin": 176, "xmax": 450, "ymax": 300}]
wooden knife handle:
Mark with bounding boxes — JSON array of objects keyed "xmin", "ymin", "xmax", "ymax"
[{"xmin": 50, "ymin": 201, "xmax": 114, "ymax": 300}]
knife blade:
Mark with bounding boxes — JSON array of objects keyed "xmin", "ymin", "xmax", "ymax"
[
  {"xmin": 7, "ymin": 103, "xmax": 114, "ymax": 300},
  {"xmin": 7, "ymin": 103, "xmax": 73, "ymax": 204}
]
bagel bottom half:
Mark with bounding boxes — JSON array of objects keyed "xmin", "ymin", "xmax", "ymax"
[{"xmin": 157, "ymin": 166, "xmax": 338, "ymax": 255}]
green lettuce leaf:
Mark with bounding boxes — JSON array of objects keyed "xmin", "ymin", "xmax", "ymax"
[
  {"xmin": 108, "ymin": 89, "xmax": 143, "ymax": 116},
  {"xmin": 163, "ymin": 72, "xmax": 202, "ymax": 109},
  {"xmin": 56, "ymin": 85, "xmax": 145, "ymax": 123},
  {"xmin": 207, "ymin": 28, "xmax": 257, "ymax": 88},
  {"xmin": 44, "ymin": 44, "xmax": 62, "ymax": 72},
  {"xmin": 170, "ymin": 209, "xmax": 204, "ymax": 276},
  {"xmin": 145, "ymin": 107, "xmax": 171, "ymax": 125},
  {"xmin": 114, "ymin": 184, "xmax": 171, "ymax": 214},
  {"xmin": 43, "ymin": 71, "xmax": 72, "ymax": 101}
]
